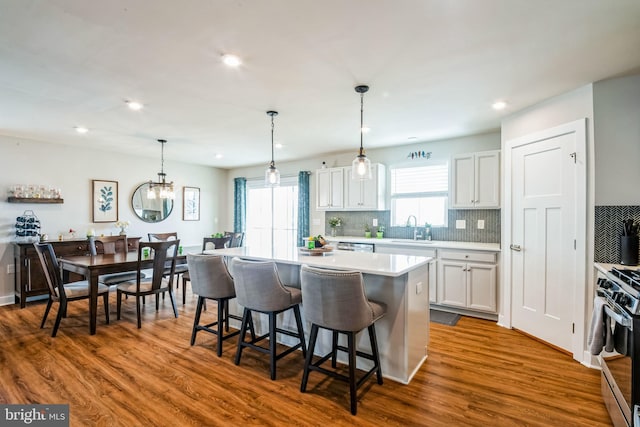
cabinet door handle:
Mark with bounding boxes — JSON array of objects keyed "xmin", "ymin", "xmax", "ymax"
[{"xmin": 510, "ymin": 244, "xmax": 522, "ymax": 252}]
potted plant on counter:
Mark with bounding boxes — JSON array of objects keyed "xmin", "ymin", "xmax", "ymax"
[
  {"xmin": 376, "ymin": 225, "xmax": 385, "ymax": 239},
  {"xmin": 364, "ymin": 223, "xmax": 371, "ymax": 238},
  {"xmin": 328, "ymin": 216, "xmax": 342, "ymax": 237}
]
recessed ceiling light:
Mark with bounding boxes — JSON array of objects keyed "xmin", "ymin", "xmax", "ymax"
[
  {"xmin": 215, "ymin": 153, "xmax": 223, "ymax": 159},
  {"xmin": 221, "ymin": 54, "xmax": 242, "ymax": 67},
  {"xmin": 126, "ymin": 100, "xmax": 143, "ymax": 111},
  {"xmin": 275, "ymin": 143, "xmax": 283, "ymax": 149},
  {"xmin": 74, "ymin": 126, "xmax": 88, "ymax": 134},
  {"xmin": 492, "ymin": 101, "xmax": 507, "ymax": 110}
]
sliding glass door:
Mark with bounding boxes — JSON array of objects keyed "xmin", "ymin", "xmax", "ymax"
[{"xmin": 245, "ymin": 176, "xmax": 298, "ymax": 251}]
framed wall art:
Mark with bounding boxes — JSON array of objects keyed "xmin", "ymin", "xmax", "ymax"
[
  {"xmin": 183, "ymin": 186, "xmax": 200, "ymax": 221},
  {"xmin": 92, "ymin": 179, "xmax": 118, "ymax": 223}
]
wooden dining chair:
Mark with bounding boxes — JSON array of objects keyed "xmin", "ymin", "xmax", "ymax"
[
  {"xmin": 116, "ymin": 240, "xmax": 180, "ymax": 328},
  {"xmin": 89, "ymin": 235, "xmax": 142, "ymax": 285},
  {"xmin": 34, "ymin": 243, "xmax": 110, "ymax": 337},
  {"xmin": 225, "ymin": 231, "xmax": 245, "ymax": 248}
]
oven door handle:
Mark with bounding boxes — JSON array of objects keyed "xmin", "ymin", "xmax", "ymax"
[{"xmin": 604, "ymin": 304, "xmax": 633, "ymax": 330}]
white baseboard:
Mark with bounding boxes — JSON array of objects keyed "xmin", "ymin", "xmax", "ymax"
[{"xmin": 0, "ymin": 295, "xmax": 16, "ymax": 306}]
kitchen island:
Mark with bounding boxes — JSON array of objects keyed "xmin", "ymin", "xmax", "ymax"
[{"xmin": 205, "ymin": 245, "xmax": 432, "ymax": 384}]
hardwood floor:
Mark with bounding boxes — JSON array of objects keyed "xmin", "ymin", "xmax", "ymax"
[{"xmin": 0, "ymin": 290, "xmax": 612, "ymax": 426}]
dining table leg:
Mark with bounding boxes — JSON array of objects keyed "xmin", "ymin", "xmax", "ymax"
[{"xmin": 89, "ymin": 270, "xmax": 99, "ymax": 335}]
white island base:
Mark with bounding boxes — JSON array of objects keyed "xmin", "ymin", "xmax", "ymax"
[{"xmin": 207, "ymin": 247, "xmax": 432, "ymax": 384}]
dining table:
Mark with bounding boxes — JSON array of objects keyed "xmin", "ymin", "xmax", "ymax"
[{"xmin": 58, "ymin": 246, "xmax": 198, "ymax": 335}]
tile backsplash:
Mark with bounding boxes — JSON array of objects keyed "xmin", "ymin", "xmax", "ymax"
[
  {"xmin": 325, "ymin": 209, "xmax": 500, "ymax": 243},
  {"xmin": 595, "ymin": 205, "xmax": 640, "ymax": 263}
]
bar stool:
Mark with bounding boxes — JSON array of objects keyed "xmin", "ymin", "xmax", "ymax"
[
  {"xmin": 299, "ymin": 264, "xmax": 386, "ymax": 415},
  {"xmin": 187, "ymin": 254, "xmax": 254, "ymax": 356},
  {"xmin": 230, "ymin": 257, "xmax": 307, "ymax": 380}
]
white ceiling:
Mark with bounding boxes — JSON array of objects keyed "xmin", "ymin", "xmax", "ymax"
[{"xmin": 1, "ymin": 0, "xmax": 639, "ymax": 169}]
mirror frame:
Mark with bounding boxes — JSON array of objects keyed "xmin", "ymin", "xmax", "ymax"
[{"xmin": 131, "ymin": 182, "xmax": 174, "ymax": 223}]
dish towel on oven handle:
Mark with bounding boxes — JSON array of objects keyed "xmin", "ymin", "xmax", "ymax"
[{"xmin": 587, "ymin": 296, "xmax": 614, "ymax": 355}]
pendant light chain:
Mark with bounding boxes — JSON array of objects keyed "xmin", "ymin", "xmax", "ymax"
[{"xmin": 160, "ymin": 139, "xmax": 166, "ymax": 179}]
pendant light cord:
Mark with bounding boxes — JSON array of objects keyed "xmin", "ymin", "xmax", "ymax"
[
  {"xmin": 271, "ymin": 114, "xmax": 275, "ymax": 166},
  {"xmin": 360, "ymin": 91, "xmax": 364, "ymax": 154}
]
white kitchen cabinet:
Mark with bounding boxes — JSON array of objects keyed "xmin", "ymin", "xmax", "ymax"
[
  {"xmin": 450, "ymin": 150, "xmax": 500, "ymax": 208},
  {"xmin": 437, "ymin": 250, "xmax": 497, "ymax": 313},
  {"xmin": 344, "ymin": 163, "xmax": 386, "ymax": 210},
  {"xmin": 316, "ymin": 167, "xmax": 344, "ymax": 210}
]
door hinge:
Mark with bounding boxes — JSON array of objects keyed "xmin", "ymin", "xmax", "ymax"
[
  {"xmin": 574, "ymin": 239, "xmax": 576, "ymax": 250},
  {"xmin": 572, "ymin": 323, "xmax": 575, "ymax": 334}
]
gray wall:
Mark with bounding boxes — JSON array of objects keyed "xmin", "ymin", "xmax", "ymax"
[
  {"xmin": 593, "ymin": 74, "xmax": 640, "ymax": 205},
  {"xmin": 226, "ymin": 131, "xmax": 501, "ymax": 238},
  {"xmin": 0, "ymin": 135, "xmax": 228, "ymax": 304}
]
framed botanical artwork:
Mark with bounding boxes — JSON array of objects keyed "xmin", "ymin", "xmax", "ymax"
[
  {"xmin": 183, "ymin": 186, "xmax": 200, "ymax": 221},
  {"xmin": 92, "ymin": 179, "xmax": 118, "ymax": 223}
]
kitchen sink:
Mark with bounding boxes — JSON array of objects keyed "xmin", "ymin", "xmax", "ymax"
[{"xmin": 390, "ymin": 240, "xmax": 434, "ymax": 244}]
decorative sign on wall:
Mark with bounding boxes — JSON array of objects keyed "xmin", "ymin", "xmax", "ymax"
[{"xmin": 407, "ymin": 150, "xmax": 432, "ymax": 160}]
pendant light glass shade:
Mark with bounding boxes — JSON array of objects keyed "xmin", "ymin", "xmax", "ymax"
[
  {"xmin": 265, "ymin": 111, "xmax": 280, "ymax": 187},
  {"xmin": 147, "ymin": 139, "xmax": 175, "ymax": 199},
  {"xmin": 352, "ymin": 85, "xmax": 372, "ymax": 180}
]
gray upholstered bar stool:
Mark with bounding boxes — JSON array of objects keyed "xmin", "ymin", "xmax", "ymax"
[
  {"xmin": 187, "ymin": 254, "xmax": 254, "ymax": 356},
  {"xmin": 299, "ymin": 264, "xmax": 386, "ymax": 415},
  {"xmin": 230, "ymin": 257, "xmax": 307, "ymax": 380}
]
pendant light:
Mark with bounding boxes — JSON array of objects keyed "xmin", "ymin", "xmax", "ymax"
[
  {"xmin": 352, "ymin": 85, "xmax": 372, "ymax": 180},
  {"xmin": 265, "ymin": 110, "xmax": 280, "ymax": 187},
  {"xmin": 147, "ymin": 139, "xmax": 175, "ymax": 199}
]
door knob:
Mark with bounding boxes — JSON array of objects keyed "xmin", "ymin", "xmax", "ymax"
[{"xmin": 510, "ymin": 244, "xmax": 522, "ymax": 251}]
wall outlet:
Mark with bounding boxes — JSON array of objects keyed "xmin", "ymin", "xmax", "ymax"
[
  {"xmin": 477, "ymin": 220, "xmax": 485, "ymax": 229},
  {"xmin": 7, "ymin": 264, "xmax": 15, "ymax": 274},
  {"xmin": 456, "ymin": 220, "xmax": 466, "ymax": 229},
  {"xmin": 372, "ymin": 218, "xmax": 378, "ymax": 227}
]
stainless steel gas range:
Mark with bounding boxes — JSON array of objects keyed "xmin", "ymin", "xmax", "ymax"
[{"xmin": 596, "ymin": 265, "xmax": 640, "ymax": 427}]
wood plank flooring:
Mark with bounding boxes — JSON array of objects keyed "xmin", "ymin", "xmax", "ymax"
[{"xmin": 0, "ymin": 289, "xmax": 612, "ymax": 426}]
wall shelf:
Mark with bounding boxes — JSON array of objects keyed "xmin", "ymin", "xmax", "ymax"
[{"xmin": 7, "ymin": 197, "xmax": 64, "ymax": 204}]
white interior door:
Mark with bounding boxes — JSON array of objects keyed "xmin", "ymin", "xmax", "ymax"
[{"xmin": 507, "ymin": 120, "xmax": 586, "ymax": 355}]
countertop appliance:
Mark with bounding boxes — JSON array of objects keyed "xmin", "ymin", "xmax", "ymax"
[
  {"xmin": 597, "ymin": 267, "xmax": 640, "ymax": 427},
  {"xmin": 336, "ymin": 241, "xmax": 375, "ymax": 253}
]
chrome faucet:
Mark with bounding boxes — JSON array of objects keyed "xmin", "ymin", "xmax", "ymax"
[{"xmin": 406, "ymin": 215, "xmax": 418, "ymax": 240}]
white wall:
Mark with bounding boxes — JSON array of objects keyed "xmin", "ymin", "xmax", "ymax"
[
  {"xmin": 0, "ymin": 135, "xmax": 228, "ymax": 304},
  {"xmin": 226, "ymin": 131, "xmax": 501, "ymax": 237},
  {"xmin": 593, "ymin": 74, "xmax": 640, "ymax": 205}
]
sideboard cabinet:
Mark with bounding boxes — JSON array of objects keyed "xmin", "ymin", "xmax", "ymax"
[{"xmin": 13, "ymin": 237, "xmax": 141, "ymax": 307}]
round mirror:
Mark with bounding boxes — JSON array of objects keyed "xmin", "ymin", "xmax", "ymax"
[{"xmin": 131, "ymin": 182, "xmax": 174, "ymax": 223}]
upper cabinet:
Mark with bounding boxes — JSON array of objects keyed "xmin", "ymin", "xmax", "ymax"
[
  {"xmin": 316, "ymin": 167, "xmax": 344, "ymax": 210},
  {"xmin": 450, "ymin": 150, "xmax": 500, "ymax": 209},
  {"xmin": 316, "ymin": 164, "xmax": 386, "ymax": 211},
  {"xmin": 345, "ymin": 163, "xmax": 386, "ymax": 210}
]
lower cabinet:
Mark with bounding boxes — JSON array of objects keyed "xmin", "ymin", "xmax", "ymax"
[{"xmin": 437, "ymin": 250, "xmax": 497, "ymax": 313}]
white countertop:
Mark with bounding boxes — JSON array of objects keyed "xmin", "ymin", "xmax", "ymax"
[
  {"xmin": 326, "ymin": 236, "xmax": 501, "ymax": 252},
  {"xmin": 203, "ymin": 245, "xmax": 432, "ymax": 277},
  {"xmin": 594, "ymin": 262, "xmax": 640, "ymax": 274}
]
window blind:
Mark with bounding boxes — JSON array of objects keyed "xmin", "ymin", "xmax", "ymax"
[{"xmin": 390, "ymin": 164, "xmax": 448, "ymax": 195}]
